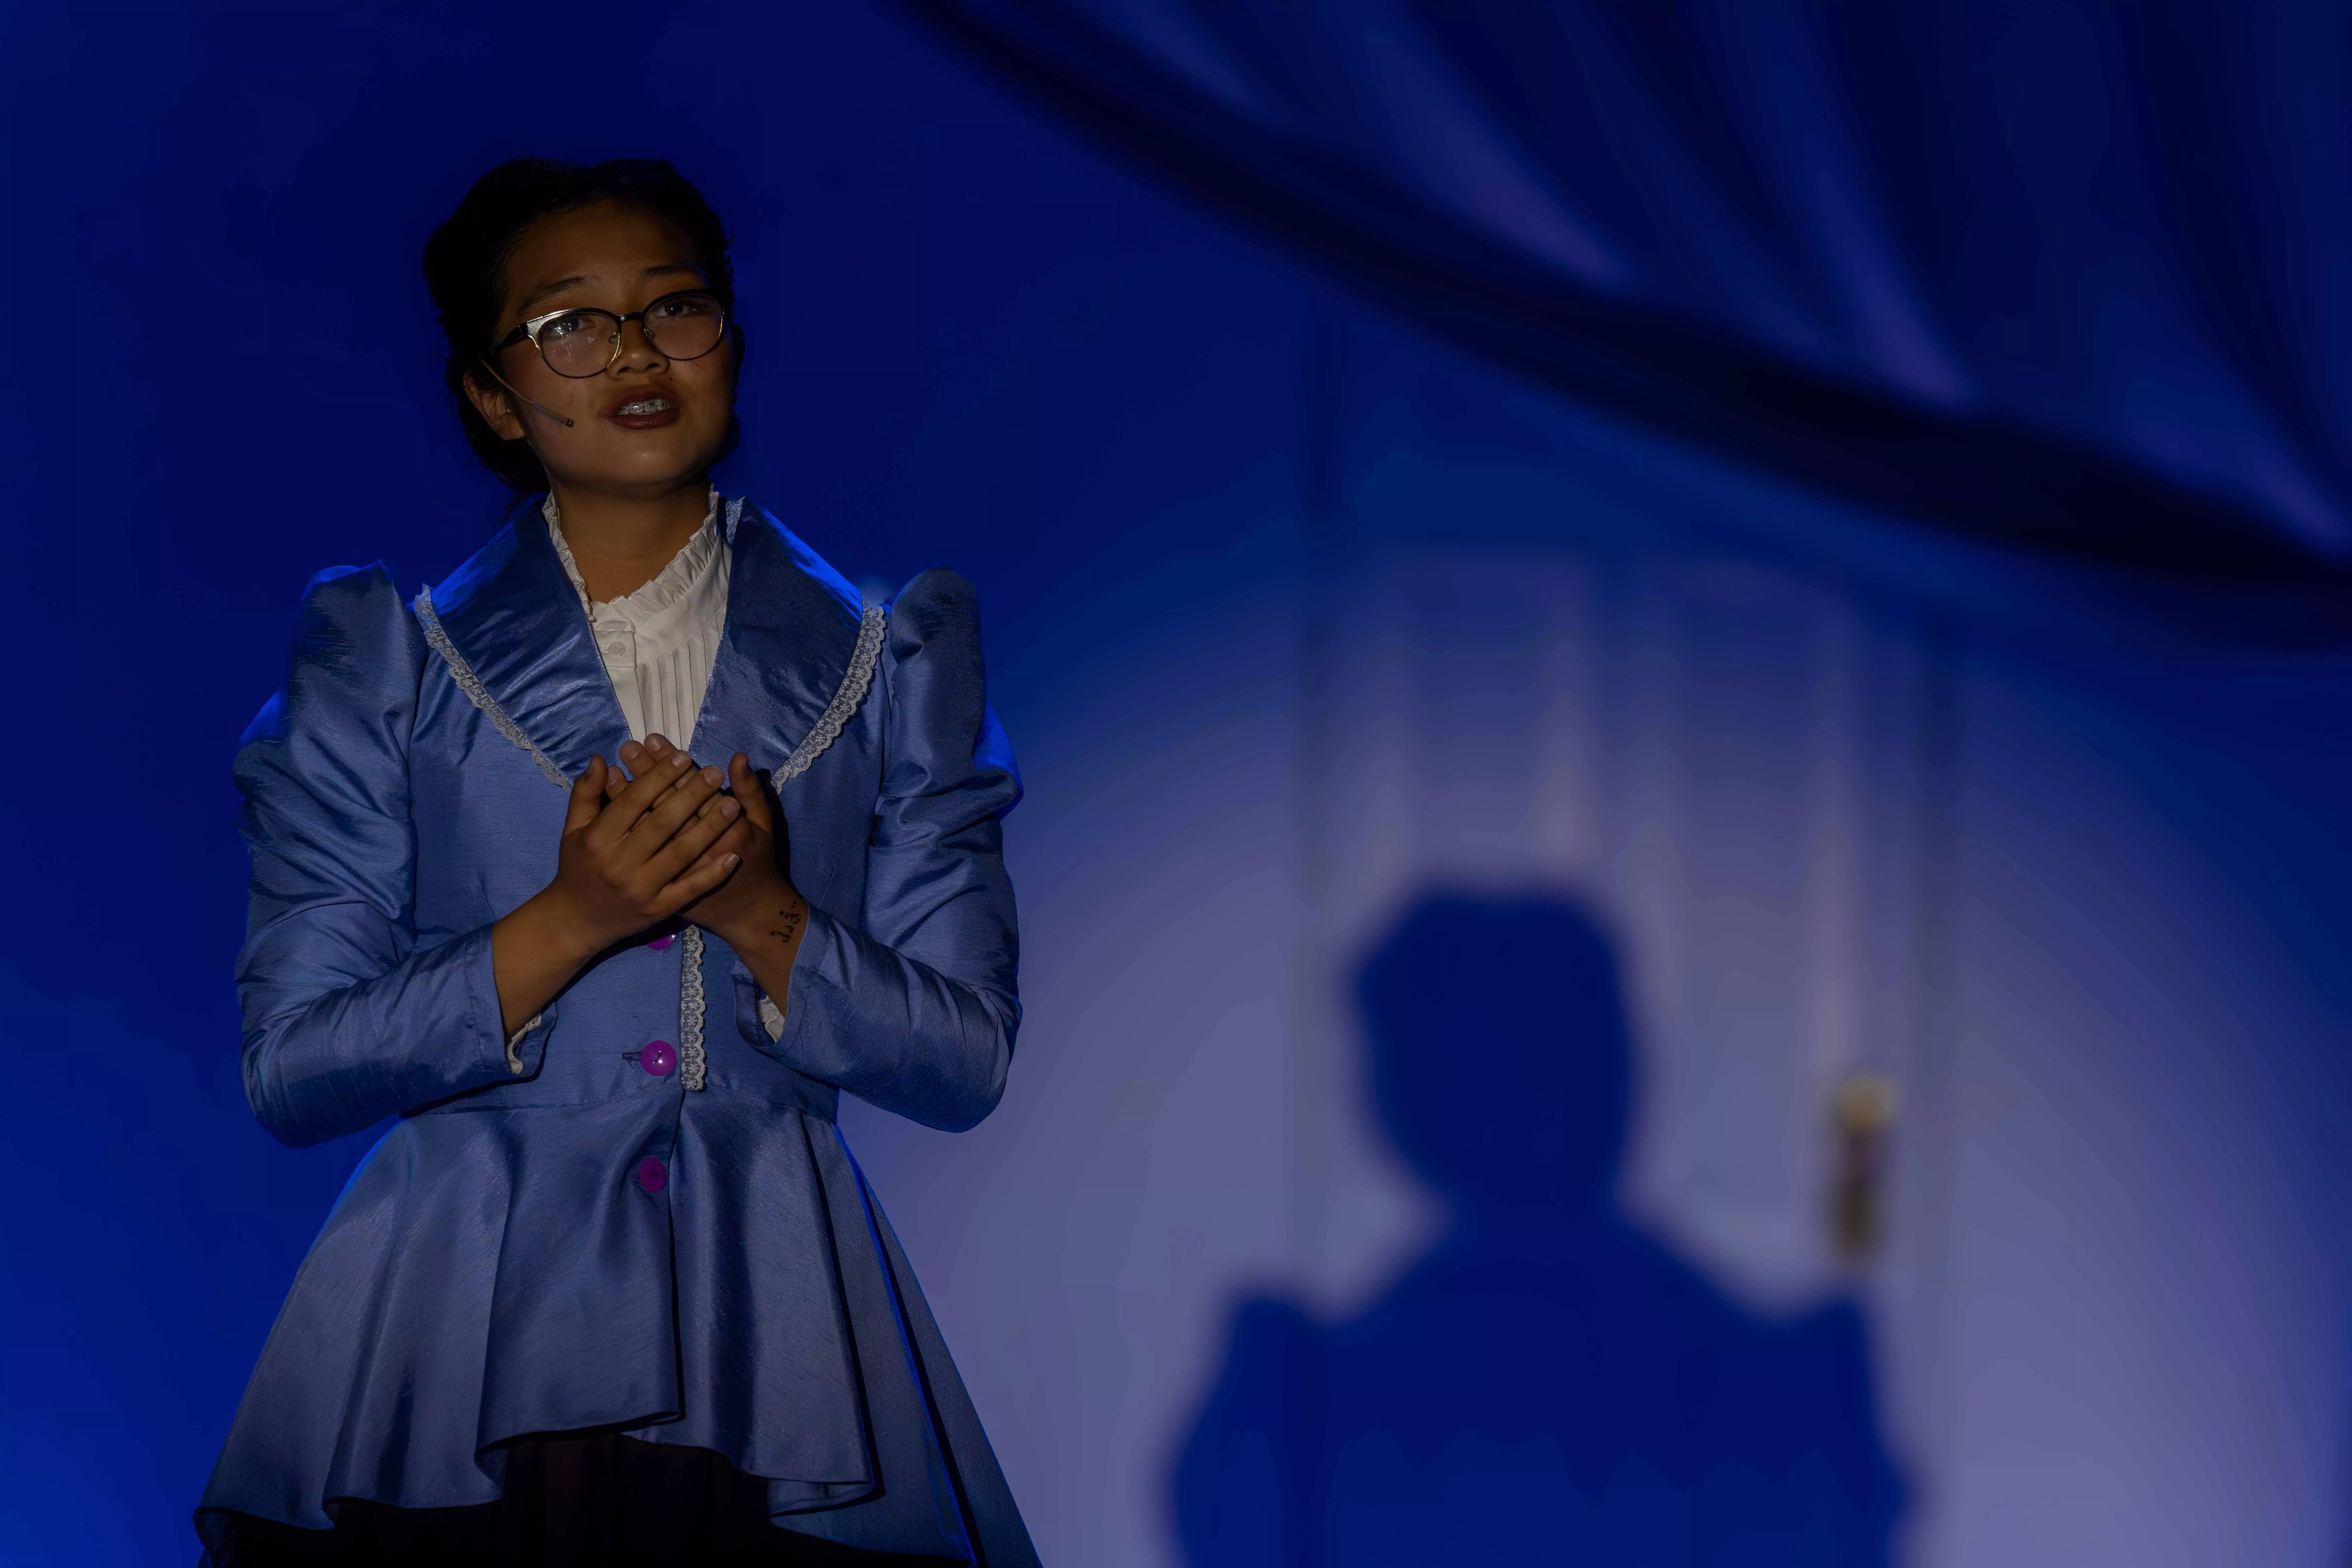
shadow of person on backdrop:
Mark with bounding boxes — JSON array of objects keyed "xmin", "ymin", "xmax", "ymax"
[{"xmin": 1173, "ymin": 893, "xmax": 1904, "ymax": 1566}]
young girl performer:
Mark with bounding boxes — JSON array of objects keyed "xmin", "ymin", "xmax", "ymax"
[{"xmin": 196, "ymin": 159, "xmax": 1036, "ymax": 1568}]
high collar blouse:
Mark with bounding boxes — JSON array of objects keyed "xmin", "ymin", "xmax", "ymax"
[{"xmin": 545, "ymin": 488, "xmax": 729, "ymax": 755}]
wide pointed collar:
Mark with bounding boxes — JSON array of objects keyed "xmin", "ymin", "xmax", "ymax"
[
  {"xmin": 421, "ymin": 493, "xmax": 865, "ymax": 777},
  {"xmin": 694, "ymin": 502, "xmax": 867, "ymax": 774},
  {"xmin": 423, "ymin": 492, "xmax": 629, "ymax": 778}
]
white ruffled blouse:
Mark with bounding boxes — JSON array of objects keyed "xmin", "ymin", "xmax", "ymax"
[{"xmin": 545, "ymin": 489, "xmax": 729, "ymax": 754}]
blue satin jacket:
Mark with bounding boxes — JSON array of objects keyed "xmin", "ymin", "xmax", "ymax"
[{"xmin": 196, "ymin": 496, "xmax": 1037, "ymax": 1566}]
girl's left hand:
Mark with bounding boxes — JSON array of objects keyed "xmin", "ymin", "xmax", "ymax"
[{"xmin": 678, "ymin": 751, "xmax": 804, "ymax": 951}]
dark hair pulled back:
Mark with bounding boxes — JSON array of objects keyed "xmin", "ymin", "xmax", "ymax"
[{"xmin": 423, "ymin": 158, "xmax": 739, "ymax": 492}]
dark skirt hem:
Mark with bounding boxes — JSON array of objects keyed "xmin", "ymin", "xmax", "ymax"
[{"xmin": 195, "ymin": 1432, "xmax": 967, "ymax": 1567}]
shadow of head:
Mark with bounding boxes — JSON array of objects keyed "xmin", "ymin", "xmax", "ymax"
[{"xmin": 1358, "ymin": 892, "xmax": 1630, "ymax": 1215}]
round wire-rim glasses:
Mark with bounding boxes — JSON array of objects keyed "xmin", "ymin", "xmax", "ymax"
[{"xmin": 493, "ymin": 289, "xmax": 731, "ymax": 379}]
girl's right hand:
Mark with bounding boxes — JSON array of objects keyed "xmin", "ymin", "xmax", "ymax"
[{"xmin": 541, "ymin": 739, "xmax": 747, "ymax": 956}]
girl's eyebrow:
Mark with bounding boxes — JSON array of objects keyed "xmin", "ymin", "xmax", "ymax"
[
  {"xmin": 517, "ymin": 264, "xmax": 702, "ymax": 315},
  {"xmin": 517, "ymin": 274, "xmax": 593, "ymax": 311}
]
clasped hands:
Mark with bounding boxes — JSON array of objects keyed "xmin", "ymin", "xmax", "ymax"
[
  {"xmin": 543, "ymin": 733, "xmax": 794, "ymax": 957},
  {"xmin": 493, "ymin": 733, "xmax": 813, "ymax": 1039}
]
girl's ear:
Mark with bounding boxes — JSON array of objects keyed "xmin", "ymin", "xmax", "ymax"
[{"xmin": 462, "ymin": 365, "xmax": 528, "ymax": 442}]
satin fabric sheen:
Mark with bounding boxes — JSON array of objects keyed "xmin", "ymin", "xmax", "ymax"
[{"xmin": 197, "ymin": 496, "xmax": 1036, "ymax": 1566}]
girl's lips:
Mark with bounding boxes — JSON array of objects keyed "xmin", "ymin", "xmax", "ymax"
[{"xmin": 605, "ymin": 389, "xmax": 682, "ymax": 429}]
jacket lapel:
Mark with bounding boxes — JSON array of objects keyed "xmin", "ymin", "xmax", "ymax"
[
  {"xmin": 694, "ymin": 502, "xmax": 866, "ymax": 774},
  {"xmin": 425, "ymin": 494, "xmax": 632, "ymax": 778}
]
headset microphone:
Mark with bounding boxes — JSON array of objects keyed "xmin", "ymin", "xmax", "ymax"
[{"xmin": 481, "ymin": 362, "xmax": 576, "ymax": 428}]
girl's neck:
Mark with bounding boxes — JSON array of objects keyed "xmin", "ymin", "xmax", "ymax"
[{"xmin": 546, "ymin": 477, "xmax": 713, "ymax": 602}]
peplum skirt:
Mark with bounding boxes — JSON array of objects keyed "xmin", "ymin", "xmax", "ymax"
[{"xmin": 194, "ymin": 1088, "xmax": 1036, "ymax": 1566}]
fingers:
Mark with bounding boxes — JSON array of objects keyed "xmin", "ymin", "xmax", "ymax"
[
  {"xmin": 644, "ymin": 788, "xmax": 744, "ymax": 886},
  {"xmin": 653, "ymin": 839, "xmax": 745, "ymax": 914},
  {"xmin": 565, "ymin": 756, "xmax": 607, "ymax": 833},
  {"xmin": 585, "ymin": 742, "xmax": 769, "ymax": 883},
  {"xmin": 630, "ymin": 760, "xmax": 730, "ymax": 853},
  {"xmin": 601, "ymin": 735, "xmax": 686, "ymax": 804},
  {"xmin": 584, "ymin": 743, "xmax": 698, "ymax": 848},
  {"xmin": 728, "ymin": 754, "xmax": 774, "ymax": 832}
]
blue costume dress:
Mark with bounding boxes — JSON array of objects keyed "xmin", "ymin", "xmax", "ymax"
[{"xmin": 195, "ymin": 496, "xmax": 1037, "ymax": 1566}]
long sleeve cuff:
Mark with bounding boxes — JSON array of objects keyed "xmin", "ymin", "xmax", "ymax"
[
  {"xmin": 737, "ymin": 903, "xmax": 1012, "ymax": 1132},
  {"xmin": 506, "ymin": 1013, "xmax": 546, "ymax": 1071},
  {"xmin": 242, "ymin": 922, "xmax": 544, "ymax": 1147}
]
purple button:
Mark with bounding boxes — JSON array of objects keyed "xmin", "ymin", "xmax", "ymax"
[
  {"xmin": 641, "ymin": 1039, "xmax": 677, "ymax": 1077},
  {"xmin": 646, "ymin": 934, "xmax": 676, "ymax": 951},
  {"xmin": 636, "ymin": 1156, "xmax": 668, "ymax": 1195}
]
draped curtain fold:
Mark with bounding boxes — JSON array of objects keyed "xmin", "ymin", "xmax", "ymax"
[{"xmin": 911, "ymin": 0, "xmax": 2352, "ymax": 629}]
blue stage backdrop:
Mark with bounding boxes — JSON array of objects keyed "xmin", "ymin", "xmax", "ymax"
[{"xmin": 5, "ymin": 5, "xmax": 2352, "ymax": 1566}]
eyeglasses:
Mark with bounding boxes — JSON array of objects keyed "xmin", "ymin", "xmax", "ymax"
[{"xmin": 492, "ymin": 290, "xmax": 730, "ymax": 379}]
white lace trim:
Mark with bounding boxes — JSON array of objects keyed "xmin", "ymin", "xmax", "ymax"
[
  {"xmin": 412, "ymin": 554, "xmax": 887, "ymax": 1094},
  {"xmin": 543, "ymin": 488, "xmax": 725, "ymax": 628},
  {"xmin": 679, "ymin": 926, "xmax": 709, "ymax": 1090},
  {"xmin": 781, "ymin": 604, "xmax": 886, "ymax": 782},
  {"xmin": 505, "ymin": 1013, "xmax": 542, "ymax": 1074},
  {"xmin": 414, "ymin": 588, "xmax": 573, "ymax": 791},
  {"xmin": 749, "ymin": 596, "xmax": 883, "ymax": 1047}
]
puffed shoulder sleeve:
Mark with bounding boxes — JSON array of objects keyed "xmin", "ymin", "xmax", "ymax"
[
  {"xmin": 762, "ymin": 568, "xmax": 1023, "ymax": 1132},
  {"xmin": 234, "ymin": 564, "xmax": 528, "ymax": 1147}
]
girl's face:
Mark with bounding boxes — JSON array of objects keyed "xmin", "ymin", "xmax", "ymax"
[{"xmin": 465, "ymin": 199, "xmax": 736, "ymax": 497}]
